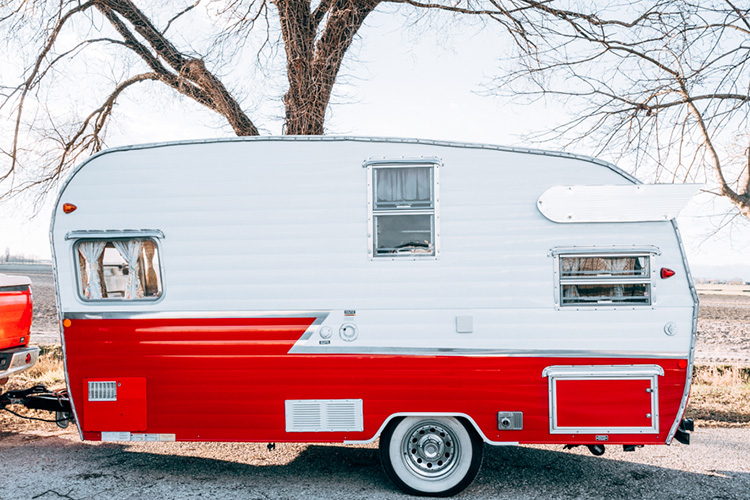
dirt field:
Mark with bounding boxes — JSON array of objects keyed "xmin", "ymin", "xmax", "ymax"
[{"xmin": 695, "ymin": 292, "xmax": 750, "ymax": 364}]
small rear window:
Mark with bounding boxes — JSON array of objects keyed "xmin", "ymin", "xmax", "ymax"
[
  {"xmin": 76, "ymin": 239, "xmax": 162, "ymax": 300},
  {"xmin": 558, "ymin": 254, "xmax": 652, "ymax": 307}
]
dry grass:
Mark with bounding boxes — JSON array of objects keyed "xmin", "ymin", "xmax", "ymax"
[
  {"xmin": 686, "ymin": 364, "xmax": 750, "ymax": 428},
  {"xmin": 1, "ymin": 345, "xmax": 68, "ymax": 433},
  {"xmin": 3, "ymin": 350, "xmax": 749, "ymax": 432},
  {"xmin": 6, "ymin": 345, "xmax": 66, "ymax": 391}
]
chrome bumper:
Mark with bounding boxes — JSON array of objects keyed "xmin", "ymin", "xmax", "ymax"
[{"xmin": 0, "ymin": 345, "xmax": 39, "ymax": 379}]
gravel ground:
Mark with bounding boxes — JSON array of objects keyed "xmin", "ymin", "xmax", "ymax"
[{"xmin": 0, "ymin": 427, "xmax": 747, "ymax": 500}]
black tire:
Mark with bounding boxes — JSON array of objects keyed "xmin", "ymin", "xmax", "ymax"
[{"xmin": 379, "ymin": 416, "xmax": 483, "ymax": 497}]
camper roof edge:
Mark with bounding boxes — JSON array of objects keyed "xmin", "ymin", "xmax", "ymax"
[{"xmin": 51, "ymin": 135, "xmax": 641, "ymax": 195}]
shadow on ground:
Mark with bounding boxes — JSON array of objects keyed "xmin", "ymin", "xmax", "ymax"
[{"xmin": 3, "ymin": 433, "xmax": 746, "ymax": 500}]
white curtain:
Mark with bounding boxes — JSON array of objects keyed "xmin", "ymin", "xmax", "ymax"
[
  {"xmin": 79, "ymin": 241, "xmax": 106, "ymax": 299},
  {"xmin": 561, "ymin": 258, "xmax": 580, "ymax": 298},
  {"xmin": 113, "ymin": 239, "xmax": 143, "ymax": 299},
  {"xmin": 606, "ymin": 258, "xmax": 630, "ymax": 297},
  {"xmin": 376, "ymin": 168, "xmax": 431, "ymax": 205}
]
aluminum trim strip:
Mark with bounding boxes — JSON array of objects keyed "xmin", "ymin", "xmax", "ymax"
[
  {"xmin": 362, "ymin": 157, "xmax": 443, "ymax": 168},
  {"xmin": 342, "ymin": 411, "xmax": 520, "ymax": 446},
  {"xmin": 548, "ymin": 245, "xmax": 661, "ymax": 257},
  {"xmin": 542, "ymin": 365, "xmax": 665, "ymax": 378},
  {"xmin": 65, "ymin": 229, "xmax": 165, "ymax": 241},
  {"xmin": 63, "ymin": 310, "xmax": 330, "ymax": 320},
  {"xmin": 546, "ymin": 367, "xmax": 661, "ymax": 434},
  {"xmin": 666, "ymin": 219, "xmax": 699, "ymax": 444},
  {"xmin": 549, "ymin": 426, "xmax": 659, "ymax": 435},
  {"xmin": 286, "ymin": 346, "xmax": 684, "ymax": 358}
]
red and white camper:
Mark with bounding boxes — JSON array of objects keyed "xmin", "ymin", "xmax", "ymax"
[{"xmin": 50, "ymin": 137, "xmax": 698, "ymax": 496}]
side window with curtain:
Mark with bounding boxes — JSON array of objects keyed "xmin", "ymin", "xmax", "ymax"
[
  {"xmin": 76, "ymin": 239, "xmax": 162, "ymax": 300},
  {"xmin": 558, "ymin": 254, "xmax": 651, "ymax": 306},
  {"xmin": 369, "ymin": 163, "xmax": 438, "ymax": 258}
]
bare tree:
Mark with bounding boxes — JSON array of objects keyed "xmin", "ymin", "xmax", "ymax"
[
  {"xmin": 491, "ymin": 0, "xmax": 750, "ymax": 220},
  {"xmin": 0, "ymin": 0, "xmax": 537, "ymax": 200}
]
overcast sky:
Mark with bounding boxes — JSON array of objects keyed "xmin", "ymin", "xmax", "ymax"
[{"xmin": 1, "ymin": 5, "xmax": 749, "ymax": 280}]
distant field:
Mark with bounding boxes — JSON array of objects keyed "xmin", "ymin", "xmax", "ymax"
[{"xmin": 696, "ymin": 284, "xmax": 750, "ymax": 296}]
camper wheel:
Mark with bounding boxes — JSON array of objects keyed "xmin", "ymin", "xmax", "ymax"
[{"xmin": 379, "ymin": 416, "xmax": 483, "ymax": 497}]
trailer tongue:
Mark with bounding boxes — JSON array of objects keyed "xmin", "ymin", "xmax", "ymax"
[{"xmin": 1, "ymin": 385, "xmax": 73, "ymax": 428}]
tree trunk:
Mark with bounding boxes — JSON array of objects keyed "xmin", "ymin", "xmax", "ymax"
[{"xmin": 275, "ymin": 0, "xmax": 380, "ymax": 135}]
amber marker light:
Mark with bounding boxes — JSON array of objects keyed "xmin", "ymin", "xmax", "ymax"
[
  {"xmin": 62, "ymin": 203, "xmax": 77, "ymax": 214},
  {"xmin": 63, "ymin": 319, "xmax": 72, "ymax": 328}
]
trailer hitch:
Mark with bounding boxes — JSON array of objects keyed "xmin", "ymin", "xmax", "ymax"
[{"xmin": 0, "ymin": 385, "xmax": 74, "ymax": 429}]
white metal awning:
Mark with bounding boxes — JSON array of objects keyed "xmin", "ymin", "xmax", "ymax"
[{"xmin": 537, "ymin": 184, "xmax": 702, "ymax": 223}]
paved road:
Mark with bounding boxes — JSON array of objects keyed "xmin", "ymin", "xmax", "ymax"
[{"xmin": 0, "ymin": 427, "xmax": 747, "ymax": 499}]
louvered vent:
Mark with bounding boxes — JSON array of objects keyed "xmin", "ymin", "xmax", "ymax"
[
  {"xmin": 285, "ymin": 399, "xmax": 363, "ymax": 432},
  {"xmin": 88, "ymin": 381, "xmax": 117, "ymax": 401}
]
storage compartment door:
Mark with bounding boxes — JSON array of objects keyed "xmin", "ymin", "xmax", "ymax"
[
  {"xmin": 544, "ymin": 365, "xmax": 663, "ymax": 434},
  {"xmin": 82, "ymin": 377, "xmax": 147, "ymax": 432}
]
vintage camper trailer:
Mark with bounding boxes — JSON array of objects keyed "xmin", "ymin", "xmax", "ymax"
[{"xmin": 50, "ymin": 137, "xmax": 698, "ymax": 496}]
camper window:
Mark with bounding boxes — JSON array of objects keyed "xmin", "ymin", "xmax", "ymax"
[
  {"xmin": 76, "ymin": 239, "xmax": 162, "ymax": 301},
  {"xmin": 371, "ymin": 165, "xmax": 436, "ymax": 257},
  {"xmin": 559, "ymin": 255, "xmax": 651, "ymax": 306}
]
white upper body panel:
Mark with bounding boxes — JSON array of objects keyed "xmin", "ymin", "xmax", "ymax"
[{"xmin": 50, "ymin": 137, "xmax": 698, "ymax": 357}]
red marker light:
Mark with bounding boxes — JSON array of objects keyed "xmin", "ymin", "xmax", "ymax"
[
  {"xmin": 661, "ymin": 268, "xmax": 676, "ymax": 279},
  {"xmin": 678, "ymin": 359, "xmax": 688, "ymax": 369},
  {"xmin": 25, "ymin": 353, "xmax": 31, "ymax": 364},
  {"xmin": 62, "ymin": 203, "xmax": 77, "ymax": 214}
]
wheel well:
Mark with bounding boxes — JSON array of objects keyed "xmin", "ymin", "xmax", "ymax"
[{"xmin": 346, "ymin": 412, "xmax": 489, "ymax": 445}]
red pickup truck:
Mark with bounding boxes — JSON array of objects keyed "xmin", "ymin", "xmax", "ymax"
[{"xmin": 0, "ymin": 274, "xmax": 39, "ymax": 385}]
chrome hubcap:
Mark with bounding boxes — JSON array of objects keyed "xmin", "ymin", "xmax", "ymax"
[{"xmin": 401, "ymin": 421, "xmax": 460, "ymax": 479}]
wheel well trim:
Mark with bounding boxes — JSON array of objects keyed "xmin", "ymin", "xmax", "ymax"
[{"xmin": 343, "ymin": 412, "xmax": 519, "ymax": 446}]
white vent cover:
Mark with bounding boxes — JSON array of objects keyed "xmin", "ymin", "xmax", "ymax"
[
  {"xmin": 88, "ymin": 381, "xmax": 117, "ymax": 401},
  {"xmin": 285, "ymin": 399, "xmax": 363, "ymax": 432}
]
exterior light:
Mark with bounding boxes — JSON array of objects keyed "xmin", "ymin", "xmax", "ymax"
[
  {"xmin": 63, "ymin": 203, "xmax": 77, "ymax": 214},
  {"xmin": 660, "ymin": 268, "xmax": 676, "ymax": 279}
]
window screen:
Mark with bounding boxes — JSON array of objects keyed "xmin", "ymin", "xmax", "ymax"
[
  {"xmin": 76, "ymin": 239, "xmax": 162, "ymax": 300},
  {"xmin": 559, "ymin": 255, "xmax": 651, "ymax": 306},
  {"xmin": 370, "ymin": 164, "xmax": 437, "ymax": 257}
]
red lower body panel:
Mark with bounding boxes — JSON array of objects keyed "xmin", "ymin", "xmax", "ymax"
[{"xmin": 62, "ymin": 317, "xmax": 689, "ymax": 445}]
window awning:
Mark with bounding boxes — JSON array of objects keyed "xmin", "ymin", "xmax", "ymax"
[{"xmin": 537, "ymin": 184, "xmax": 702, "ymax": 223}]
